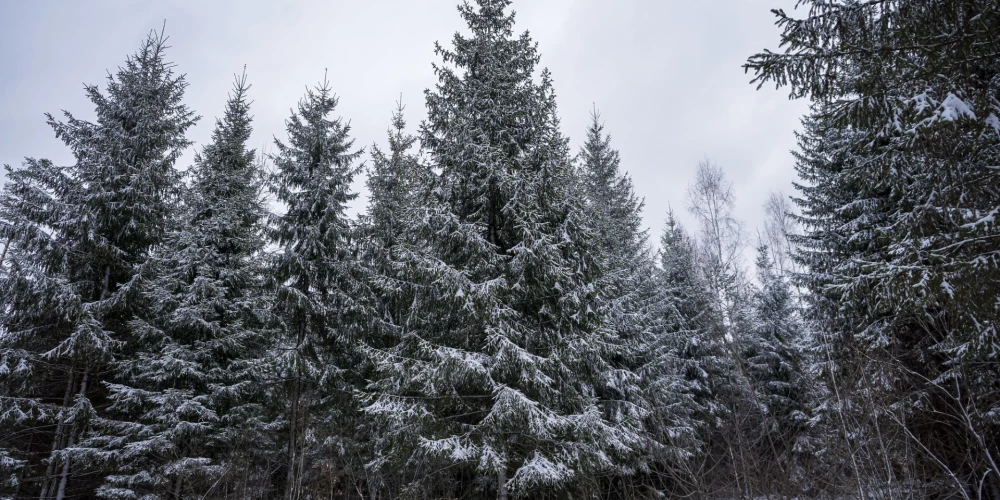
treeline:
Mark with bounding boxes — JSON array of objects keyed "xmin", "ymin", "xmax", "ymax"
[{"xmin": 1, "ymin": 0, "xmax": 998, "ymax": 499}]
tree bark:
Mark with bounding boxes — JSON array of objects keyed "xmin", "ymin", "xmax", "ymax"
[
  {"xmin": 0, "ymin": 239, "xmax": 10, "ymax": 268},
  {"xmin": 55, "ymin": 369, "xmax": 88, "ymax": 500},
  {"xmin": 39, "ymin": 369, "xmax": 75, "ymax": 499},
  {"xmin": 498, "ymin": 469, "xmax": 508, "ymax": 500},
  {"xmin": 173, "ymin": 474, "xmax": 182, "ymax": 500},
  {"xmin": 285, "ymin": 378, "xmax": 299, "ymax": 500}
]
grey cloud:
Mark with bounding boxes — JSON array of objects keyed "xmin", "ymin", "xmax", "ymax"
[{"xmin": 0, "ymin": 0, "xmax": 807, "ymax": 246}]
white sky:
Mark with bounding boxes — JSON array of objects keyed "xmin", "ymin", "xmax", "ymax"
[{"xmin": 0, "ymin": 0, "xmax": 809, "ymax": 249}]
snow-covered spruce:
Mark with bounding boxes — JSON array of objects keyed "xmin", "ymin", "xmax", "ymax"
[
  {"xmin": 84, "ymin": 72, "xmax": 269, "ymax": 500},
  {"xmin": 0, "ymin": 29, "xmax": 196, "ymax": 499},
  {"xmin": 576, "ymin": 111, "xmax": 658, "ymax": 487},
  {"xmin": 749, "ymin": 1, "xmax": 1000, "ymax": 494},
  {"xmin": 267, "ymin": 76, "xmax": 368, "ymax": 500},
  {"xmin": 363, "ymin": 1, "xmax": 643, "ymax": 497}
]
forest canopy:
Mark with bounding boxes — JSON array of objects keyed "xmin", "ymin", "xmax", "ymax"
[{"xmin": 1, "ymin": 1, "xmax": 998, "ymax": 498}]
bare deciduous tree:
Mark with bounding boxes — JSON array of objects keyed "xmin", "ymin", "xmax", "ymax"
[
  {"xmin": 687, "ymin": 158, "xmax": 747, "ymax": 331},
  {"xmin": 762, "ymin": 190, "xmax": 799, "ymax": 279}
]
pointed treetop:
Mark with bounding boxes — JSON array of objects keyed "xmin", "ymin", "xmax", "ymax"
[{"xmin": 458, "ymin": 0, "xmax": 516, "ymax": 37}]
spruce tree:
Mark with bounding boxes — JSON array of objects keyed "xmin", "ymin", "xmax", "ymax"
[
  {"xmin": 576, "ymin": 110, "xmax": 657, "ymax": 489},
  {"xmin": 267, "ymin": 77, "xmax": 366, "ymax": 500},
  {"xmin": 744, "ymin": 244, "xmax": 811, "ymax": 493},
  {"xmin": 576, "ymin": 110, "xmax": 652, "ymax": 363},
  {"xmin": 364, "ymin": 1, "xmax": 642, "ymax": 497},
  {"xmin": 357, "ymin": 102, "xmax": 431, "ymax": 497},
  {"xmin": 644, "ymin": 212, "xmax": 723, "ymax": 495},
  {"xmin": 748, "ymin": 248, "xmax": 804, "ymax": 410},
  {"xmin": 364, "ymin": 101, "xmax": 425, "ymax": 256},
  {"xmin": 360, "ymin": 101, "xmax": 428, "ymax": 356},
  {"xmin": 0, "ymin": 29, "xmax": 196, "ymax": 499},
  {"xmin": 749, "ymin": 1, "xmax": 1000, "ymax": 490},
  {"xmin": 84, "ymin": 73, "xmax": 268, "ymax": 500},
  {"xmin": 577, "ymin": 110, "xmax": 647, "ymax": 268},
  {"xmin": 788, "ymin": 106, "xmax": 932, "ymax": 495}
]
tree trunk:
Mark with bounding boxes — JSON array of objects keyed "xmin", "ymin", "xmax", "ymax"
[
  {"xmin": 294, "ymin": 389, "xmax": 309, "ymax": 500},
  {"xmin": 285, "ymin": 368, "xmax": 301, "ymax": 500},
  {"xmin": 498, "ymin": 469, "xmax": 508, "ymax": 500},
  {"xmin": 99, "ymin": 265, "xmax": 111, "ymax": 301},
  {"xmin": 173, "ymin": 474, "xmax": 182, "ymax": 500},
  {"xmin": 0, "ymin": 239, "xmax": 10, "ymax": 268},
  {"xmin": 39, "ymin": 369, "xmax": 76, "ymax": 499},
  {"xmin": 55, "ymin": 369, "xmax": 88, "ymax": 500}
]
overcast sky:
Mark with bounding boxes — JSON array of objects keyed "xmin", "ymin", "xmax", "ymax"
[{"xmin": 0, "ymin": 0, "xmax": 808, "ymax": 248}]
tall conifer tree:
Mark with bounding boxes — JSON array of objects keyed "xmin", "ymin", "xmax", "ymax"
[
  {"xmin": 357, "ymin": 102, "xmax": 431, "ymax": 497},
  {"xmin": 743, "ymin": 244, "xmax": 811, "ymax": 493},
  {"xmin": 361, "ymin": 102, "xmax": 428, "ymax": 355},
  {"xmin": 364, "ymin": 101, "xmax": 425, "ymax": 256},
  {"xmin": 576, "ymin": 111, "xmax": 657, "ymax": 487},
  {"xmin": 364, "ymin": 2, "xmax": 642, "ymax": 497},
  {"xmin": 643, "ymin": 212, "xmax": 723, "ymax": 495},
  {"xmin": 750, "ymin": 2, "xmax": 1000, "ymax": 492},
  {"xmin": 0, "ymin": 30, "xmax": 196, "ymax": 499},
  {"xmin": 86, "ymin": 73, "xmax": 268, "ymax": 499},
  {"xmin": 268, "ymin": 77, "xmax": 366, "ymax": 500}
]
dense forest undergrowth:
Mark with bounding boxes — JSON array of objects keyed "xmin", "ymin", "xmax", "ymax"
[{"xmin": 1, "ymin": 0, "xmax": 999, "ymax": 498}]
